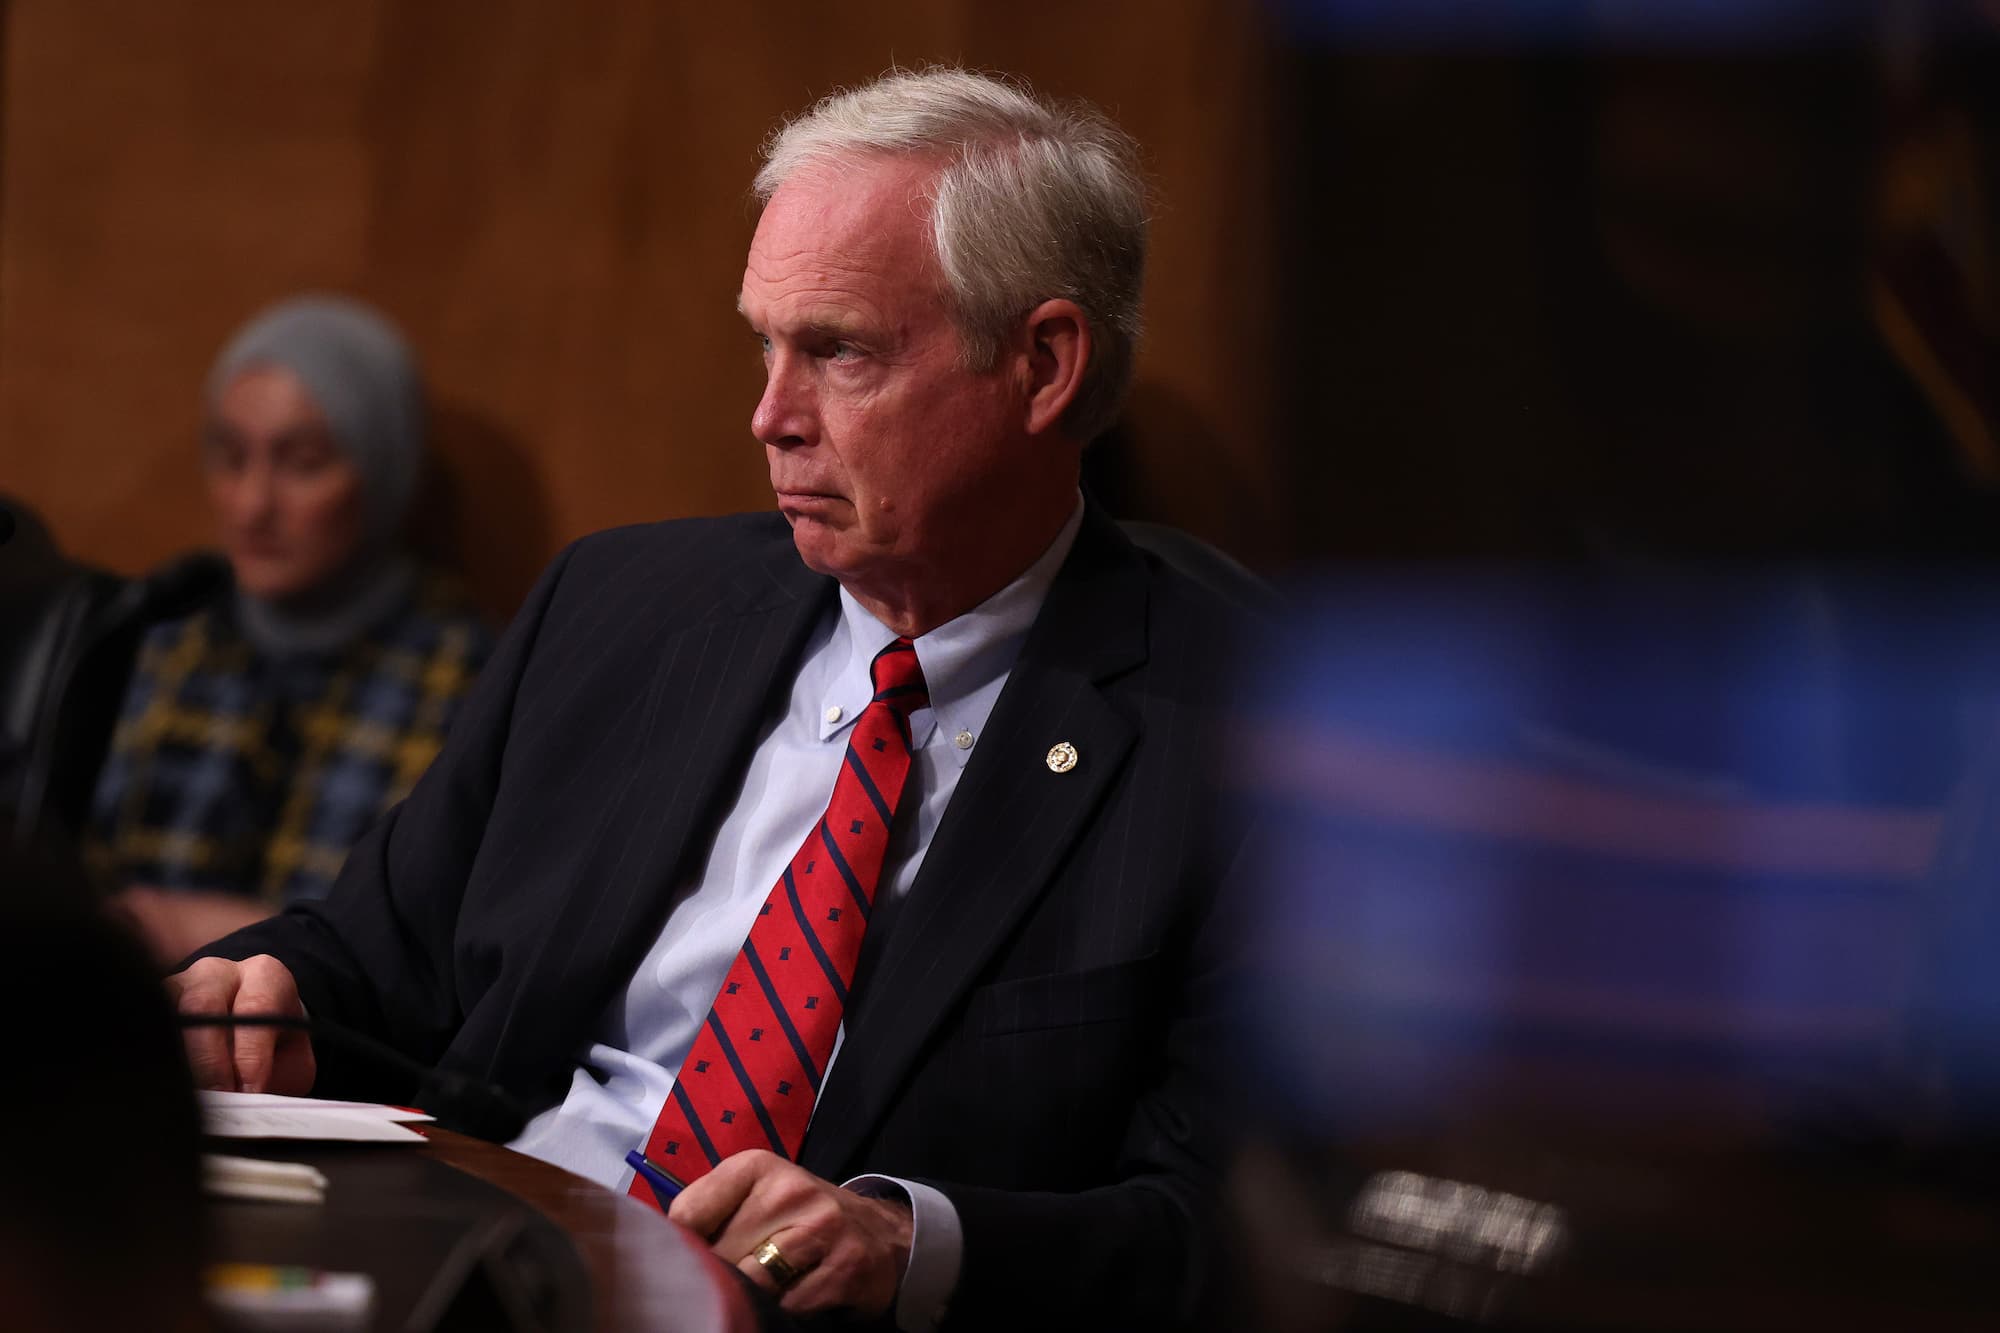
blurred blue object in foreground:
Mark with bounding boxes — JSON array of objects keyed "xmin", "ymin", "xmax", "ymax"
[{"xmin": 1232, "ymin": 566, "xmax": 2000, "ymax": 1148}]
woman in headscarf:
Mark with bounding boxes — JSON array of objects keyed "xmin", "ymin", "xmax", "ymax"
[{"xmin": 89, "ymin": 295, "xmax": 494, "ymax": 964}]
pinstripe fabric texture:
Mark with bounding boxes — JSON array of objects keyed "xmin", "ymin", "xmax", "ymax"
[
  {"xmin": 631, "ymin": 637, "xmax": 928, "ymax": 1197},
  {"xmin": 197, "ymin": 506, "xmax": 1254, "ymax": 1331}
]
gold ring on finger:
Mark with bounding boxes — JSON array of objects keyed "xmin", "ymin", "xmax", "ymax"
[{"xmin": 753, "ymin": 1237, "xmax": 806, "ymax": 1288}]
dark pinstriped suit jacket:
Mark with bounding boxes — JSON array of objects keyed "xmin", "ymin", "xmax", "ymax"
[{"xmin": 206, "ymin": 503, "xmax": 1247, "ymax": 1331}]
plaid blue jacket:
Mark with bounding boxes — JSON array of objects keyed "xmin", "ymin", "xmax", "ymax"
[{"xmin": 88, "ymin": 569, "xmax": 493, "ymax": 905}]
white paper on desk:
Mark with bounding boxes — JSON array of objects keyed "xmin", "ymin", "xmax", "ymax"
[
  {"xmin": 200, "ymin": 1091, "xmax": 434, "ymax": 1119},
  {"xmin": 200, "ymin": 1090, "xmax": 434, "ymax": 1143}
]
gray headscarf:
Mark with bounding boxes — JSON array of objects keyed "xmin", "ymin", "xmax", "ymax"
[{"xmin": 207, "ymin": 295, "xmax": 427, "ymax": 656}]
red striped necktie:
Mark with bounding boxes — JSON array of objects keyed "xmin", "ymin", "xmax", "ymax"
[{"xmin": 630, "ymin": 636, "xmax": 929, "ymax": 1203}]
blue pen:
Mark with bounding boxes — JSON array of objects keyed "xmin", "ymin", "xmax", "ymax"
[{"xmin": 625, "ymin": 1149, "xmax": 686, "ymax": 1206}]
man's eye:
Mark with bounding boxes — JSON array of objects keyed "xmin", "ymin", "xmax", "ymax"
[{"xmin": 829, "ymin": 342, "xmax": 858, "ymax": 363}]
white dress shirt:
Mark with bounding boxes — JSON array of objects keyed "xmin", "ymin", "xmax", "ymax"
[{"xmin": 510, "ymin": 498, "xmax": 1084, "ymax": 1331}]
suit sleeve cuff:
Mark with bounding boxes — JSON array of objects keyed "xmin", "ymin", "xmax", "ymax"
[{"xmin": 842, "ymin": 1174, "xmax": 961, "ymax": 1332}]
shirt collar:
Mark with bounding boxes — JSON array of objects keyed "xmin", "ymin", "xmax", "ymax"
[{"xmin": 818, "ymin": 495, "xmax": 1086, "ymax": 765}]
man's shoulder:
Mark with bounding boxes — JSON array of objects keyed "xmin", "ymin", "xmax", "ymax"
[
  {"xmin": 1140, "ymin": 565, "xmax": 1266, "ymax": 712},
  {"xmin": 1032, "ymin": 512, "xmax": 1267, "ymax": 719},
  {"xmin": 1101, "ymin": 518, "xmax": 1272, "ymax": 665},
  {"xmin": 563, "ymin": 510, "xmax": 795, "ymax": 572},
  {"xmin": 552, "ymin": 508, "xmax": 800, "ymax": 588},
  {"xmin": 1113, "ymin": 521, "xmax": 1272, "ymax": 625},
  {"xmin": 525, "ymin": 510, "xmax": 814, "ymax": 634}
]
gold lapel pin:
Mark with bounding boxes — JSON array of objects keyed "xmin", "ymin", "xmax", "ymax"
[{"xmin": 1045, "ymin": 740, "xmax": 1079, "ymax": 773}]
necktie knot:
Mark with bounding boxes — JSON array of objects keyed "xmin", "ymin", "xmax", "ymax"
[{"xmin": 869, "ymin": 637, "xmax": 928, "ymax": 716}]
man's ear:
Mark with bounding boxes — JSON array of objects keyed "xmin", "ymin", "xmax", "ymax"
[{"xmin": 1019, "ymin": 299, "xmax": 1091, "ymax": 438}]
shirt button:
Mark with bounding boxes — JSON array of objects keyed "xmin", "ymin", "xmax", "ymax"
[
  {"xmin": 953, "ymin": 730, "xmax": 974, "ymax": 750},
  {"xmin": 825, "ymin": 705, "xmax": 843, "ymax": 724}
]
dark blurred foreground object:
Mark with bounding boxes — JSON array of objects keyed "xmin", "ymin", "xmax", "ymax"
[
  {"xmin": 1230, "ymin": 1134, "xmax": 2000, "ymax": 1333},
  {"xmin": 0, "ymin": 496, "xmax": 227, "ymax": 852},
  {"xmin": 0, "ymin": 841, "xmax": 207, "ymax": 1331},
  {"xmin": 1227, "ymin": 566, "xmax": 2000, "ymax": 1330}
]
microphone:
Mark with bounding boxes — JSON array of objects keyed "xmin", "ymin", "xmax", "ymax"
[{"xmin": 177, "ymin": 1012, "xmax": 532, "ymax": 1143}]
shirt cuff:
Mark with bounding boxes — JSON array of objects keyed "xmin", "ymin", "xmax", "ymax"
[{"xmin": 842, "ymin": 1174, "xmax": 961, "ymax": 1332}]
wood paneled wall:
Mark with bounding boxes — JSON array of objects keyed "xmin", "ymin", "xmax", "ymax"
[{"xmin": 0, "ymin": 1, "xmax": 1278, "ymax": 620}]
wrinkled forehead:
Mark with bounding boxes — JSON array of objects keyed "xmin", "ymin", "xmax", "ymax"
[
  {"xmin": 741, "ymin": 156, "xmax": 943, "ymax": 294},
  {"xmin": 752, "ymin": 154, "xmax": 940, "ymax": 253}
]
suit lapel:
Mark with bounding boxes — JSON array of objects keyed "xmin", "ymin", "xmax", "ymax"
[
  {"xmin": 499, "ymin": 532, "xmax": 835, "ymax": 1080},
  {"xmin": 801, "ymin": 508, "xmax": 1149, "ymax": 1174}
]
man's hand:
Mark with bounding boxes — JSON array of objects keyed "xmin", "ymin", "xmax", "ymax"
[
  {"xmin": 668, "ymin": 1150, "xmax": 911, "ymax": 1318},
  {"xmin": 165, "ymin": 954, "xmax": 315, "ymax": 1095}
]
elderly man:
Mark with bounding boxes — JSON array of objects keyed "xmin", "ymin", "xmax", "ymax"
[{"xmin": 171, "ymin": 69, "xmax": 1247, "ymax": 1331}]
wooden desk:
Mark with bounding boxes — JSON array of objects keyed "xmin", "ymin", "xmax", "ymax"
[{"xmin": 208, "ymin": 1128, "xmax": 759, "ymax": 1332}]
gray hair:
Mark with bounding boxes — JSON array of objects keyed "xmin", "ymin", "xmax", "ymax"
[
  {"xmin": 754, "ymin": 68, "xmax": 1149, "ymax": 443},
  {"xmin": 207, "ymin": 294, "xmax": 426, "ymax": 546}
]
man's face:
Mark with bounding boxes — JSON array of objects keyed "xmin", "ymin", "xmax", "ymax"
[
  {"xmin": 739, "ymin": 156, "xmax": 1044, "ymax": 602},
  {"xmin": 204, "ymin": 366, "xmax": 368, "ymax": 604}
]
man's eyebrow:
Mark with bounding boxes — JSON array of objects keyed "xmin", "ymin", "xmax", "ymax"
[
  {"xmin": 737, "ymin": 306, "xmax": 873, "ymax": 345},
  {"xmin": 801, "ymin": 316, "xmax": 869, "ymax": 342}
]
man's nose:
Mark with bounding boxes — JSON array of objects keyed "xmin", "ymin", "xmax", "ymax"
[{"xmin": 751, "ymin": 353, "xmax": 814, "ymax": 448}]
